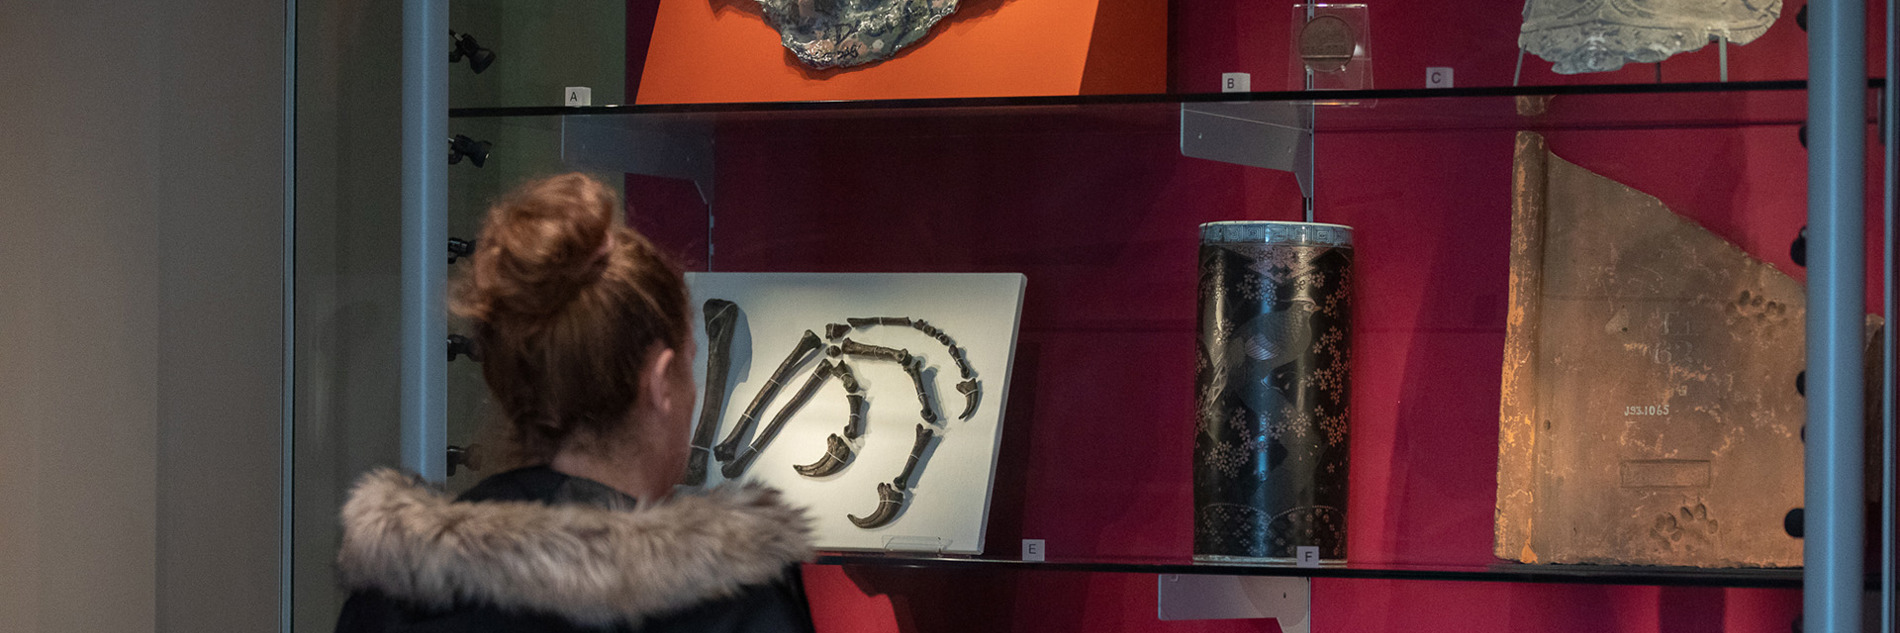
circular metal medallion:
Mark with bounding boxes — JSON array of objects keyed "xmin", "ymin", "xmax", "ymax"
[{"xmin": 1298, "ymin": 15, "xmax": 1355, "ymax": 73}]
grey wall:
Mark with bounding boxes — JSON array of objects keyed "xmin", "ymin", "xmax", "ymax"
[{"xmin": 0, "ymin": 1, "xmax": 287, "ymax": 631}]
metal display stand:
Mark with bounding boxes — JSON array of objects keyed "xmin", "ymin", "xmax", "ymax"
[
  {"xmin": 1170, "ymin": 99, "xmax": 1316, "ymax": 625},
  {"xmin": 1158, "ymin": 575, "xmax": 1311, "ymax": 632}
]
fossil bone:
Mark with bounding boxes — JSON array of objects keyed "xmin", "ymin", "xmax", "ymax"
[
  {"xmin": 848, "ymin": 483, "xmax": 907, "ymax": 529},
  {"xmin": 841, "ymin": 338, "xmax": 912, "ymax": 365},
  {"xmin": 825, "ymin": 323, "xmax": 850, "ymax": 340},
  {"xmin": 847, "ymin": 316, "xmax": 913, "ymax": 328},
  {"xmin": 685, "ymin": 299, "xmax": 740, "ymax": 486},
  {"xmin": 955, "ymin": 379, "xmax": 980, "ymax": 420},
  {"xmin": 902, "ymin": 358, "xmax": 938, "ymax": 423},
  {"xmin": 793, "ymin": 433, "xmax": 854, "ymax": 478},
  {"xmin": 834, "ymin": 363, "xmax": 861, "ymax": 394},
  {"xmin": 725, "ymin": 359, "xmax": 834, "ymax": 478},
  {"xmin": 713, "ymin": 329, "xmax": 822, "ymax": 463},
  {"xmin": 948, "ymin": 345, "xmax": 973, "ymax": 379},
  {"xmin": 795, "ymin": 365, "xmax": 865, "ymax": 478},
  {"xmin": 848, "ymin": 424, "xmax": 935, "ymax": 529},
  {"xmin": 911, "ymin": 319, "xmax": 940, "ymax": 337}
]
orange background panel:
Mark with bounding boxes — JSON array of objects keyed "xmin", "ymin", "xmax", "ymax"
[{"xmin": 635, "ymin": 0, "xmax": 1163, "ymax": 104}]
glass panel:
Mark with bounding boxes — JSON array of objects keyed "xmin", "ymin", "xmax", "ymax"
[
  {"xmin": 438, "ymin": 84, "xmax": 1882, "ymax": 590},
  {"xmin": 442, "ymin": 115, "xmax": 634, "ymax": 492},
  {"xmin": 298, "ymin": 0, "xmax": 1888, "ymax": 627},
  {"xmin": 450, "ymin": 81, "xmax": 1833, "ymax": 131},
  {"xmin": 448, "ymin": 0, "xmax": 625, "ymax": 110},
  {"xmin": 291, "ymin": 1, "xmax": 404, "ymax": 630},
  {"xmin": 447, "ymin": 3, "xmax": 1820, "ymax": 109},
  {"xmin": 813, "ymin": 554, "xmax": 1819, "ymax": 589}
]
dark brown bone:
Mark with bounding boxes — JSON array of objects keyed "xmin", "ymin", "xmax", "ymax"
[
  {"xmin": 834, "ymin": 362, "xmax": 861, "ymax": 393},
  {"xmin": 841, "ymin": 338, "xmax": 912, "ymax": 365},
  {"xmin": 724, "ymin": 358, "xmax": 833, "ymax": 478},
  {"xmin": 684, "ymin": 299, "xmax": 739, "ymax": 486},
  {"xmin": 825, "ymin": 323, "xmax": 850, "ymax": 340},
  {"xmin": 955, "ymin": 379, "xmax": 981, "ymax": 420},
  {"xmin": 949, "ymin": 345, "xmax": 973, "ymax": 379},
  {"xmin": 795, "ymin": 389, "xmax": 863, "ymax": 477},
  {"xmin": 792, "ymin": 433, "xmax": 854, "ymax": 478},
  {"xmin": 903, "ymin": 359, "xmax": 937, "ymax": 423},
  {"xmin": 911, "ymin": 319, "xmax": 940, "ymax": 337},
  {"xmin": 847, "ymin": 316, "xmax": 913, "ymax": 328},
  {"xmin": 848, "ymin": 424, "xmax": 936, "ymax": 529},
  {"xmin": 848, "ymin": 483, "xmax": 905, "ymax": 529},
  {"xmin": 713, "ymin": 329, "xmax": 822, "ymax": 463},
  {"xmin": 841, "ymin": 393, "xmax": 865, "ymax": 438},
  {"xmin": 892, "ymin": 423, "xmax": 934, "ymax": 487}
]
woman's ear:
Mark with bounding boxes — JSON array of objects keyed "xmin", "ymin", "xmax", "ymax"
[{"xmin": 639, "ymin": 346, "xmax": 680, "ymax": 414}]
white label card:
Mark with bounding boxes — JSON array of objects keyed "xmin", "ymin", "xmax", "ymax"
[
  {"xmin": 1295, "ymin": 546, "xmax": 1321, "ymax": 568},
  {"xmin": 1022, "ymin": 539, "xmax": 1046, "ymax": 562},
  {"xmin": 1221, "ymin": 72, "xmax": 1252, "ymax": 93}
]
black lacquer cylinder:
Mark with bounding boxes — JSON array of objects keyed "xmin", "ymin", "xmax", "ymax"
[{"xmin": 1194, "ymin": 221, "xmax": 1353, "ymax": 563}]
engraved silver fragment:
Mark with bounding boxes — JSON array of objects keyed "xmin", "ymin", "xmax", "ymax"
[{"xmin": 1520, "ymin": 0, "xmax": 1781, "ymax": 74}]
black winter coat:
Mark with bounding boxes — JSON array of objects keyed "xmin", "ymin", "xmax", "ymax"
[{"xmin": 332, "ymin": 467, "xmax": 815, "ymax": 633}]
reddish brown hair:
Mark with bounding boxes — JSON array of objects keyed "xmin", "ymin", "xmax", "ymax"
[{"xmin": 454, "ymin": 173, "xmax": 689, "ymax": 464}]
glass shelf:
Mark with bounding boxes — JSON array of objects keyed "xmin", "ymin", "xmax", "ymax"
[
  {"xmin": 812, "ymin": 553, "xmax": 1848, "ymax": 589},
  {"xmin": 447, "ymin": 79, "xmax": 1882, "ymax": 133}
]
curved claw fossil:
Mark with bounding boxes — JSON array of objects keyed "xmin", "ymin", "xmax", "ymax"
[
  {"xmin": 845, "ymin": 424, "xmax": 935, "ymax": 528},
  {"xmin": 793, "ymin": 433, "xmax": 854, "ymax": 477},
  {"xmin": 955, "ymin": 379, "xmax": 981, "ymax": 420},
  {"xmin": 847, "ymin": 482, "xmax": 906, "ymax": 529}
]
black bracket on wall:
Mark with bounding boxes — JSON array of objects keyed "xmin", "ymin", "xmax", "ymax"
[
  {"xmin": 448, "ymin": 30, "xmax": 495, "ymax": 74},
  {"xmin": 449, "ymin": 237, "xmax": 475, "ymax": 264},
  {"xmin": 449, "ymin": 135, "xmax": 491, "ymax": 167},
  {"xmin": 447, "ymin": 334, "xmax": 481, "ymax": 363}
]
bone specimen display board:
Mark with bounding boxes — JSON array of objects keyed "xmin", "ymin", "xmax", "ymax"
[{"xmin": 683, "ymin": 272, "xmax": 1026, "ymax": 554}]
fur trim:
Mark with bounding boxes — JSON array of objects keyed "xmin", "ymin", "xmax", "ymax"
[{"xmin": 337, "ymin": 468, "xmax": 812, "ymax": 625}]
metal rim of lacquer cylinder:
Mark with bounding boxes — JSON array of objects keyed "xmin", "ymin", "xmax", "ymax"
[{"xmin": 1200, "ymin": 220, "xmax": 1354, "ymax": 248}]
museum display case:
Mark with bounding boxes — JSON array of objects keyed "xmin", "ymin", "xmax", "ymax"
[{"xmin": 292, "ymin": 1, "xmax": 1894, "ymax": 632}]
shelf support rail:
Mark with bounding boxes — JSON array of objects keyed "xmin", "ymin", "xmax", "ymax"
[
  {"xmin": 1806, "ymin": 0, "xmax": 1869, "ymax": 632},
  {"xmin": 1884, "ymin": 0, "xmax": 1897, "ymax": 626},
  {"xmin": 1180, "ymin": 102, "xmax": 1315, "ymax": 205},
  {"xmin": 1157, "ymin": 574, "xmax": 1310, "ymax": 632},
  {"xmin": 400, "ymin": 0, "xmax": 449, "ymax": 481}
]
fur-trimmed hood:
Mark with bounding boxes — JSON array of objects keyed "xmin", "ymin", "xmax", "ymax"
[{"xmin": 337, "ymin": 468, "xmax": 813, "ymax": 626}]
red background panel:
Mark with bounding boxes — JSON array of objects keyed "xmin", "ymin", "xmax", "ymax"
[{"xmin": 618, "ymin": 0, "xmax": 1889, "ymax": 630}]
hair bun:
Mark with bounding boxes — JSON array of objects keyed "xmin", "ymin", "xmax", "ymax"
[{"xmin": 460, "ymin": 174, "xmax": 619, "ymax": 322}]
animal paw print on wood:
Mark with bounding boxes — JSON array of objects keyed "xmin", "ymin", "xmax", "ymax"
[
  {"xmin": 1727, "ymin": 289, "xmax": 1790, "ymax": 324},
  {"xmin": 1650, "ymin": 502, "xmax": 1720, "ymax": 551}
]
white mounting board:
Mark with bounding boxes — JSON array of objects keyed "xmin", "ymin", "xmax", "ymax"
[{"xmin": 684, "ymin": 272, "xmax": 1027, "ymax": 554}]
